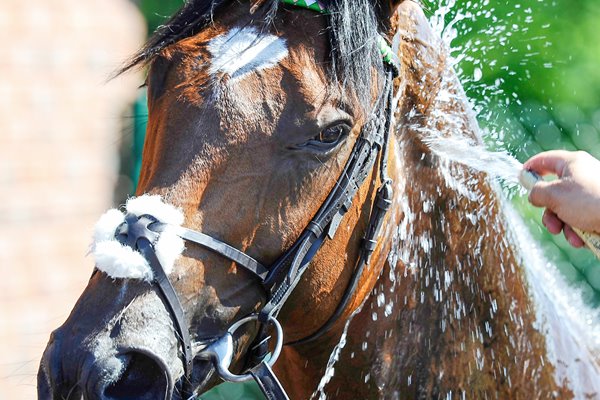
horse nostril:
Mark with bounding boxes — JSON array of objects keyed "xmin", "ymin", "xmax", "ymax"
[{"xmin": 104, "ymin": 352, "xmax": 169, "ymax": 400}]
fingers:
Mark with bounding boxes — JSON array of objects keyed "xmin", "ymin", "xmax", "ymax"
[
  {"xmin": 563, "ymin": 224, "xmax": 585, "ymax": 248},
  {"xmin": 524, "ymin": 150, "xmax": 598, "ymax": 250},
  {"xmin": 542, "ymin": 209, "xmax": 563, "ymax": 234},
  {"xmin": 523, "ymin": 150, "xmax": 571, "ymax": 177},
  {"xmin": 540, "ymin": 209, "xmax": 585, "ymax": 248},
  {"xmin": 528, "ymin": 179, "xmax": 562, "ymax": 209}
]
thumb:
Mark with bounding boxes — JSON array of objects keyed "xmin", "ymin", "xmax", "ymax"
[{"xmin": 523, "ymin": 150, "xmax": 569, "ymax": 177}]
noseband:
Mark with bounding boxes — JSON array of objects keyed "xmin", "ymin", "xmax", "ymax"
[{"xmin": 114, "ymin": 23, "xmax": 400, "ymax": 400}]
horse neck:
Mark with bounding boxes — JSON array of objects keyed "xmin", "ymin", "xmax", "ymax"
[
  {"xmin": 286, "ymin": 140, "xmax": 566, "ymax": 399},
  {"xmin": 369, "ymin": 132, "xmax": 564, "ymax": 396}
]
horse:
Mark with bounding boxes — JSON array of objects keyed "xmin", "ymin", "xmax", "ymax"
[{"xmin": 37, "ymin": 0, "xmax": 600, "ymax": 398}]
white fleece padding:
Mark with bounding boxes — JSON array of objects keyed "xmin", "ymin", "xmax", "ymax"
[
  {"xmin": 93, "ymin": 209, "xmax": 127, "ymax": 244},
  {"xmin": 126, "ymin": 195, "xmax": 184, "ymax": 226},
  {"xmin": 93, "ymin": 241, "xmax": 153, "ymax": 281},
  {"xmin": 91, "ymin": 195, "xmax": 185, "ymax": 281}
]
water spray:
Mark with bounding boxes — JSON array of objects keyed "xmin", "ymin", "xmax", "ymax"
[
  {"xmin": 519, "ymin": 169, "xmax": 600, "ymax": 260},
  {"xmin": 425, "ymin": 136, "xmax": 600, "ymax": 260}
]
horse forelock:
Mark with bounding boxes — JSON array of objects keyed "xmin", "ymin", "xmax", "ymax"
[{"xmin": 120, "ymin": 0, "xmax": 391, "ymax": 112}]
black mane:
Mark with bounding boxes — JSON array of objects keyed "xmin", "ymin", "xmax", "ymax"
[{"xmin": 122, "ymin": 0, "xmax": 392, "ymax": 109}]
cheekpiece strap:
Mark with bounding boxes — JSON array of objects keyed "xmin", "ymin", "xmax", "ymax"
[{"xmin": 115, "ymin": 214, "xmax": 194, "ymax": 399}]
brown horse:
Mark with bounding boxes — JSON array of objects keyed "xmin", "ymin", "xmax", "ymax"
[{"xmin": 38, "ymin": 0, "xmax": 600, "ymax": 399}]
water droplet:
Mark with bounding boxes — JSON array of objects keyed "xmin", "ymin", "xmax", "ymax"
[
  {"xmin": 384, "ymin": 303, "xmax": 393, "ymax": 317},
  {"xmin": 377, "ymin": 292, "xmax": 385, "ymax": 307}
]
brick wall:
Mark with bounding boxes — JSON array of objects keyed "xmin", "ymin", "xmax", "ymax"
[{"xmin": 0, "ymin": 1, "xmax": 145, "ymax": 398}]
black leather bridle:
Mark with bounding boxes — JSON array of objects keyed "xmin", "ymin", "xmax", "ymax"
[{"xmin": 113, "ymin": 42, "xmax": 400, "ymax": 400}]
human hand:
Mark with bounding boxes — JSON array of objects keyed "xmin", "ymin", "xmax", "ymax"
[{"xmin": 523, "ymin": 150, "xmax": 600, "ymax": 248}]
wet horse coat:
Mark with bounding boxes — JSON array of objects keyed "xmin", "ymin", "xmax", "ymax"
[{"xmin": 38, "ymin": 0, "xmax": 600, "ymax": 399}]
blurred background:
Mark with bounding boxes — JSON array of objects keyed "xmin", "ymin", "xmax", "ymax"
[
  {"xmin": 1, "ymin": 0, "xmax": 599, "ymax": 399},
  {"xmin": 0, "ymin": 0, "xmax": 145, "ymax": 399}
]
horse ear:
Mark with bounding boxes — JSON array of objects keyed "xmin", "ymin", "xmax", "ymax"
[
  {"xmin": 382, "ymin": 0, "xmax": 431, "ymax": 41},
  {"xmin": 379, "ymin": 0, "xmax": 408, "ymax": 32}
]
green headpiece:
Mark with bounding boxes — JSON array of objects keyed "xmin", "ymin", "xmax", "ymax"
[{"xmin": 281, "ymin": 0, "xmax": 327, "ymax": 13}]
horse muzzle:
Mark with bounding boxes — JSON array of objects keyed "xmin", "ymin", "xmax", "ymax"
[
  {"xmin": 36, "ymin": 277, "xmax": 191, "ymax": 400},
  {"xmin": 38, "ymin": 339, "xmax": 175, "ymax": 400}
]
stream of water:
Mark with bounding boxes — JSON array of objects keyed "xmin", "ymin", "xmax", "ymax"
[
  {"xmin": 424, "ymin": 136, "xmax": 524, "ymax": 188},
  {"xmin": 425, "ymin": 132, "xmax": 600, "ymax": 397}
]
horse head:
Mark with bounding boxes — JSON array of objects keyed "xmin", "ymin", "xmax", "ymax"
[{"xmin": 38, "ymin": 0, "xmax": 409, "ymax": 398}]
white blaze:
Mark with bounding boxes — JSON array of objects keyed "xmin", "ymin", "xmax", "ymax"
[{"xmin": 208, "ymin": 26, "xmax": 288, "ymax": 81}]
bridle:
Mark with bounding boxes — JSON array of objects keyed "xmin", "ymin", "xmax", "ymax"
[{"xmin": 112, "ymin": 13, "xmax": 401, "ymax": 400}]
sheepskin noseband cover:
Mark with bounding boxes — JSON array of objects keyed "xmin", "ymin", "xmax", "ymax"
[{"xmin": 91, "ymin": 195, "xmax": 185, "ymax": 281}]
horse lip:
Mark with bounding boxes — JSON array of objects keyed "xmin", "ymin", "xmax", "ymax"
[
  {"xmin": 166, "ymin": 359, "xmax": 218, "ymax": 400},
  {"xmin": 183, "ymin": 359, "xmax": 218, "ymax": 400}
]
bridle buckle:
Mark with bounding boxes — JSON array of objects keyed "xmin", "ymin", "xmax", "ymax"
[{"xmin": 196, "ymin": 314, "xmax": 283, "ymax": 383}]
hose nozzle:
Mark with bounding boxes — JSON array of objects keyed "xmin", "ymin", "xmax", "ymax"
[{"xmin": 519, "ymin": 169, "xmax": 542, "ymax": 192}]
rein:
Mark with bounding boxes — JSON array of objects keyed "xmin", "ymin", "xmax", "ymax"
[{"xmin": 113, "ymin": 9, "xmax": 401, "ymax": 400}]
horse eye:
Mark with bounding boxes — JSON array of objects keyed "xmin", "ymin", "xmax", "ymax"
[
  {"xmin": 316, "ymin": 124, "xmax": 348, "ymax": 144},
  {"xmin": 295, "ymin": 123, "xmax": 351, "ymax": 152}
]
